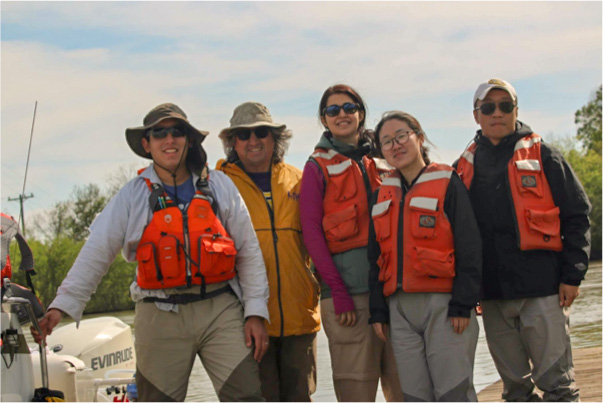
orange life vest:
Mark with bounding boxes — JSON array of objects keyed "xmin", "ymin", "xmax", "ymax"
[
  {"xmin": 136, "ymin": 177, "xmax": 237, "ymax": 289},
  {"xmin": 456, "ymin": 134, "xmax": 562, "ymax": 251},
  {"xmin": 311, "ymin": 148, "xmax": 384, "ymax": 254},
  {"xmin": 371, "ymin": 164, "xmax": 455, "ymax": 297}
]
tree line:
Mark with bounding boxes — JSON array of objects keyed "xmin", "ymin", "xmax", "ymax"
[{"xmin": 8, "ymin": 86, "xmax": 602, "ymax": 313}]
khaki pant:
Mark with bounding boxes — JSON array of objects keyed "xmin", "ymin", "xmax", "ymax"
[
  {"xmin": 482, "ymin": 295, "xmax": 579, "ymax": 402},
  {"xmin": 322, "ymin": 294, "xmax": 404, "ymax": 402},
  {"xmin": 134, "ymin": 290, "xmax": 263, "ymax": 401},
  {"xmin": 389, "ymin": 292, "xmax": 478, "ymax": 402},
  {"xmin": 259, "ymin": 333, "xmax": 317, "ymax": 401}
]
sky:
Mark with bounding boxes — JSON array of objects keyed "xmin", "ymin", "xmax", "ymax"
[{"xmin": 1, "ymin": 1, "xmax": 601, "ymax": 229}]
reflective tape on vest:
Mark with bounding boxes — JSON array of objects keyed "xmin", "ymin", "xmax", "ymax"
[
  {"xmin": 326, "ymin": 159, "xmax": 353, "ymax": 175},
  {"xmin": 409, "ymin": 197, "xmax": 438, "ymax": 211},
  {"xmin": 371, "ymin": 199, "xmax": 392, "ymax": 217},
  {"xmin": 515, "ymin": 135, "xmax": 542, "ymax": 151},
  {"xmin": 381, "ymin": 176, "xmax": 402, "ymax": 188},
  {"xmin": 515, "ymin": 159, "xmax": 541, "ymax": 171},
  {"xmin": 416, "ymin": 169, "xmax": 453, "ymax": 185},
  {"xmin": 311, "ymin": 149, "xmax": 339, "ymax": 160},
  {"xmin": 460, "ymin": 149, "xmax": 475, "ymax": 165}
]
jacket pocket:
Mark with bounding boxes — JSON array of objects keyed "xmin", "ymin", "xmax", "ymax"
[
  {"xmin": 198, "ymin": 235, "xmax": 237, "ymax": 280},
  {"xmin": 327, "ymin": 160, "xmax": 358, "ymax": 202},
  {"xmin": 377, "ymin": 250, "xmax": 392, "ymax": 283},
  {"xmin": 323, "ymin": 204, "xmax": 359, "ymax": 242},
  {"xmin": 409, "ymin": 197, "xmax": 438, "ymax": 239},
  {"xmin": 157, "ymin": 235, "xmax": 182, "ymax": 279},
  {"xmin": 413, "ymin": 246, "xmax": 455, "ymax": 278},
  {"xmin": 514, "ymin": 159, "xmax": 544, "ymax": 198},
  {"xmin": 525, "ymin": 207, "xmax": 560, "ymax": 236},
  {"xmin": 136, "ymin": 242, "xmax": 160, "ymax": 283}
]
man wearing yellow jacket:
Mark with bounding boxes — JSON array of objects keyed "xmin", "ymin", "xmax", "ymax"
[{"xmin": 217, "ymin": 102, "xmax": 321, "ymax": 402}]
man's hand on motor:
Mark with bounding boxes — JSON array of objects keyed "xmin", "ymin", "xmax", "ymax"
[{"xmin": 31, "ymin": 308, "xmax": 63, "ymax": 344}]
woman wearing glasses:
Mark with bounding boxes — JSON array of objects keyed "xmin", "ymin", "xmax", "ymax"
[
  {"xmin": 368, "ymin": 111, "xmax": 482, "ymax": 401},
  {"xmin": 300, "ymin": 84, "xmax": 403, "ymax": 402}
]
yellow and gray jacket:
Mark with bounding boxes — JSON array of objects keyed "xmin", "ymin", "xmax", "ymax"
[{"xmin": 217, "ymin": 160, "xmax": 320, "ymax": 337}]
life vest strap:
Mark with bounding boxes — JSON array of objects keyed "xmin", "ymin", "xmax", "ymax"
[{"xmin": 141, "ymin": 285, "xmax": 233, "ymax": 305}]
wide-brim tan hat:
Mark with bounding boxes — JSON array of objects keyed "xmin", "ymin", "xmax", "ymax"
[
  {"xmin": 219, "ymin": 102, "xmax": 286, "ymax": 141},
  {"xmin": 126, "ymin": 103, "xmax": 209, "ymax": 159}
]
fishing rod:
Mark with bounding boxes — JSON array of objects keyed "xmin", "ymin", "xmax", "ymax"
[{"xmin": 8, "ymin": 101, "xmax": 37, "ymax": 236}]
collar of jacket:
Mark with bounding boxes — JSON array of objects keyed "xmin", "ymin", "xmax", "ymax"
[
  {"xmin": 315, "ymin": 131, "xmax": 373, "ymax": 161},
  {"xmin": 474, "ymin": 120, "xmax": 534, "ymax": 149}
]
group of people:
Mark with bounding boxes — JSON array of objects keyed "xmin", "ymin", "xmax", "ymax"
[{"xmin": 32, "ymin": 78, "xmax": 591, "ymax": 402}]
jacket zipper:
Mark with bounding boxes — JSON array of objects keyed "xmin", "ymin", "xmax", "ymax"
[
  {"xmin": 268, "ymin": 203, "xmax": 284, "ymax": 338},
  {"xmin": 356, "ymin": 158, "xmax": 374, "ymax": 206},
  {"xmin": 397, "ymin": 195, "xmax": 405, "ymax": 290},
  {"xmin": 182, "ymin": 207, "xmax": 192, "ymax": 287}
]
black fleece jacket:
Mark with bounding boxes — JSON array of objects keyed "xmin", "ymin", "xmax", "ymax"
[
  {"xmin": 455, "ymin": 121, "xmax": 591, "ymax": 300},
  {"xmin": 367, "ymin": 166, "xmax": 482, "ymax": 324}
]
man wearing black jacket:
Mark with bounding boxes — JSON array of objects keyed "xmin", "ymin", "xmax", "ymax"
[{"xmin": 455, "ymin": 79, "xmax": 591, "ymax": 402}]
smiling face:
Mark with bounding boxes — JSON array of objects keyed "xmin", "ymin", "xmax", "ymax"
[
  {"xmin": 234, "ymin": 127, "xmax": 275, "ymax": 173},
  {"xmin": 473, "ymin": 88, "xmax": 518, "ymax": 145},
  {"xmin": 141, "ymin": 118, "xmax": 190, "ymax": 175},
  {"xmin": 379, "ymin": 118, "xmax": 426, "ymax": 181},
  {"xmin": 321, "ymin": 93, "xmax": 365, "ymax": 144}
]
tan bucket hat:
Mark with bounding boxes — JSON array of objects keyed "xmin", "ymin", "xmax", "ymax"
[
  {"xmin": 125, "ymin": 103, "xmax": 209, "ymax": 159},
  {"xmin": 219, "ymin": 102, "xmax": 286, "ymax": 141}
]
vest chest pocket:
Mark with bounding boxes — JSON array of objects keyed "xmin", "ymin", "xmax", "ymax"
[
  {"xmin": 327, "ymin": 160, "xmax": 358, "ymax": 201},
  {"xmin": 412, "ymin": 246, "xmax": 455, "ymax": 278},
  {"xmin": 136, "ymin": 242, "xmax": 160, "ymax": 283},
  {"xmin": 371, "ymin": 199, "xmax": 392, "ymax": 242},
  {"xmin": 157, "ymin": 235, "xmax": 182, "ymax": 279},
  {"xmin": 409, "ymin": 197, "xmax": 438, "ymax": 239},
  {"xmin": 513, "ymin": 159, "xmax": 544, "ymax": 198},
  {"xmin": 323, "ymin": 204, "xmax": 359, "ymax": 242},
  {"xmin": 377, "ymin": 250, "xmax": 392, "ymax": 283},
  {"xmin": 525, "ymin": 207, "xmax": 561, "ymax": 236},
  {"xmin": 197, "ymin": 235, "xmax": 237, "ymax": 280}
]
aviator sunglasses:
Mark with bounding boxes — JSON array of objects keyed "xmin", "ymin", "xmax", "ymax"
[
  {"xmin": 323, "ymin": 102, "xmax": 360, "ymax": 117},
  {"xmin": 147, "ymin": 125, "xmax": 187, "ymax": 140},
  {"xmin": 475, "ymin": 101, "xmax": 516, "ymax": 116},
  {"xmin": 233, "ymin": 126, "xmax": 272, "ymax": 141}
]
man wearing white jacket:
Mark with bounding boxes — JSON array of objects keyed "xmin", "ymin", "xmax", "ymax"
[{"xmin": 32, "ymin": 103, "xmax": 270, "ymax": 402}]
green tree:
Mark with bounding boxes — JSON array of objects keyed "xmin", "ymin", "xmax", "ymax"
[
  {"xmin": 65, "ymin": 184, "xmax": 107, "ymax": 241},
  {"xmin": 558, "ymin": 85, "xmax": 603, "ymax": 259},
  {"xmin": 575, "ymin": 85, "xmax": 602, "ymax": 155}
]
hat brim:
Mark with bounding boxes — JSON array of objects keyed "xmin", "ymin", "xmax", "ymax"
[
  {"xmin": 218, "ymin": 122, "xmax": 286, "ymax": 141},
  {"xmin": 474, "ymin": 86, "xmax": 517, "ymax": 106},
  {"xmin": 126, "ymin": 116, "xmax": 209, "ymax": 159}
]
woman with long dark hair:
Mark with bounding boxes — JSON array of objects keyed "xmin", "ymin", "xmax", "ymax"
[{"xmin": 300, "ymin": 85, "xmax": 403, "ymax": 401}]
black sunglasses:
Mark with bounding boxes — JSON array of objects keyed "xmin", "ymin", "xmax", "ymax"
[
  {"xmin": 147, "ymin": 126, "xmax": 187, "ymax": 140},
  {"xmin": 233, "ymin": 126, "xmax": 272, "ymax": 141},
  {"xmin": 475, "ymin": 101, "xmax": 516, "ymax": 116},
  {"xmin": 323, "ymin": 103, "xmax": 360, "ymax": 117}
]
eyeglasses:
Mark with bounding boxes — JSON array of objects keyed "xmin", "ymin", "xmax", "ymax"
[
  {"xmin": 323, "ymin": 103, "xmax": 360, "ymax": 117},
  {"xmin": 232, "ymin": 126, "xmax": 272, "ymax": 141},
  {"xmin": 475, "ymin": 101, "xmax": 516, "ymax": 115},
  {"xmin": 148, "ymin": 126, "xmax": 187, "ymax": 140},
  {"xmin": 380, "ymin": 130, "xmax": 414, "ymax": 151}
]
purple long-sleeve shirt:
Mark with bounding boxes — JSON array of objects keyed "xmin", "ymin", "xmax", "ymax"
[{"xmin": 300, "ymin": 161, "xmax": 355, "ymax": 315}]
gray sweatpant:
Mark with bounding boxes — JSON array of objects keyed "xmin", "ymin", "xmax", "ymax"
[
  {"xmin": 481, "ymin": 294, "xmax": 579, "ymax": 402},
  {"xmin": 388, "ymin": 291, "xmax": 479, "ymax": 402}
]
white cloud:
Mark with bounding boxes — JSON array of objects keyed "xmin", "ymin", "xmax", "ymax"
[{"xmin": 1, "ymin": 1, "xmax": 601, "ymax": 215}]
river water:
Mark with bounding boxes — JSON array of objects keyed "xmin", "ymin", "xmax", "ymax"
[{"xmin": 30, "ymin": 263, "xmax": 602, "ymax": 401}]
